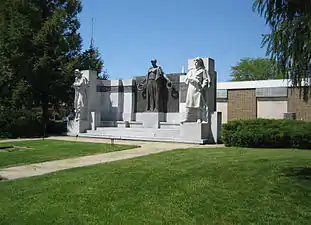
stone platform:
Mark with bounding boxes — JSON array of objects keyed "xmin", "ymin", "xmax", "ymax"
[{"xmin": 68, "ymin": 125, "xmax": 217, "ymax": 144}]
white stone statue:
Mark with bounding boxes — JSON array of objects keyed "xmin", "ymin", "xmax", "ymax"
[
  {"xmin": 182, "ymin": 57, "xmax": 211, "ymax": 123},
  {"xmin": 73, "ymin": 69, "xmax": 89, "ymax": 121}
]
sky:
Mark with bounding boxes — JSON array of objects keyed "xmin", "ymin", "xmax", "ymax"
[{"xmin": 78, "ymin": 0, "xmax": 270, "ymax": 82}]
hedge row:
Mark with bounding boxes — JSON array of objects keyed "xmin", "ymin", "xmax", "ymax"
[
  {"xmin": 221, "ymin": 119, "xmax": 311, "ymax": 149},
  {"xmin": 0, "ymin": 108, "xmax": 67, "ymax": 138}
]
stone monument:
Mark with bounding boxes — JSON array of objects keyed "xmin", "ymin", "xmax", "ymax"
[
  {"xmin": 66, "ymin": 57, "xmax": 221, "ymax": 144},
  {"xmin": 137, "ymin": 59, "xmax": 173, "ymax": 128},
  {"xmin": 182, "ymin": 57, "xmax": 211, "ymax": 123},
  {"xmin": 137, "ymin": 59, "xmax": 172, "ymax": 112},
  {"xmin": 73, "ymin": 69, "xmax": 89, "ymax": 121},
  {"xmin": 180, "ymin": 57, "xmax": 221, "ymax": 143},
  {"xmin": 67, "ymin": 69, "xmax": 99, "ymax": 134}
]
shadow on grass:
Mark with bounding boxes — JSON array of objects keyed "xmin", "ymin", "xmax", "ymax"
[{"xmin": 282, "ymin": 167, "xmax": 311, "ymax": 180}]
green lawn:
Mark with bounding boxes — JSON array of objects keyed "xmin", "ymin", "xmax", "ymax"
[
  {"xmin": 0, "ymin": 140, "xmax": 137, "ymax": 168},
  {"xmin": 0, "ymin": 147, "xmax": 311, "ymax": 225}
]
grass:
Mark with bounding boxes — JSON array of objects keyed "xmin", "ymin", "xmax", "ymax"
[
  {"xmin": 0, "ymin": 139, "xmax": 137, "ymax": 168},
  {"xmin": 0, "ymin": 147, "xmax": 311, "ymax": 224}
]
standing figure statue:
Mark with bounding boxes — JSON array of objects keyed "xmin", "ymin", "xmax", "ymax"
[
  {"xmin": 138, "ymin": 59, "xmax": 172, "ymax": 112},
  {"xmin": 182, "ymin": 57, "xmax": 211, "ymax": 123},
  {"xmin": 73, "ymin": 69, "xmax": 89, "ymax": 121}
]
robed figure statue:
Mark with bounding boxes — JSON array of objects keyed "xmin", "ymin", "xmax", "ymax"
[
  {"xmin": 73, "ymin": 69, "xmax": 89, "ymax": 121},
  {"xmin": 182, "ymin": 57, "xmax": 211, "ymax": 123},
  {"xmin": 138, "ymin": 59, "xmax": 172, "ymax": 112}
]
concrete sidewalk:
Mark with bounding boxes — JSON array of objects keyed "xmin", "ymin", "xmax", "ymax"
[{"xmin": 0, "ymin": 136, "xmax": 224, "ymax": 181}]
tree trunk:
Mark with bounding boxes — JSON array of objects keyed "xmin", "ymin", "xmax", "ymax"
[{"xmin": 41, "ymin": 98, "xmax": 49, "ymax": 138}]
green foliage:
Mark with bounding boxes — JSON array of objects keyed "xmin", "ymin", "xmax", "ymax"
[
  {"xmin": 0, "ymin": 0, "xmax": 83, "ymax": 121},
  {"xmin": 222, "ymin": 118, "xmax": 311, "ymax": 149},
  {"xmin": 46, "ymin": 120, "xmax": 67, "ymax": 135},
  {"xmin": 230, "ymin": 57, "xmax": 283, "ymax": 81},
  {"xmin": 0, "ymin": 107, "xmax": 67, "ymax": 138},
  {"xmin": 0, "ymin": 107, "xmax": 42, "ymax": 138},
  {"xmin": 76, "ymin": 46, "xmax": 108, "ymax": 79},
  {"xmin": 253, "ymin": 0, "xmax": 311, "ymax": 97}
]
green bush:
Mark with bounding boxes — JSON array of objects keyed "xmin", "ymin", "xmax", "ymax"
[
  {"xmin": 221, "ymin": 118, "xmax": 311, "ymax": 149},
  {"xmin": 0, "ymin": 108, "xmax": 42, "ymax": 138},
  {"xmin": 46, "ymin": 120, "xmax": 67, "ymax": 135},
  {"xmin": 0, "ymin": 108, "xmax": 67, "ymax": 138}
]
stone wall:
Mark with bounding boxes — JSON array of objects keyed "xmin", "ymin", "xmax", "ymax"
[{"xmin": 97, "ymin": 79, "xmax": 135, "ymax": 121}]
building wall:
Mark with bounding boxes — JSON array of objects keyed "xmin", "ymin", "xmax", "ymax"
[
  {"xmin": 216, "ymin": 102, "xmax": 228, "ymax": 123},
  {"xmin": 257, "ymin": 98, "xmax": 288, "ymax": 119},
  {"xmin": 288, "ymin": 88, "xmax": 311, "ymax": 121},
  {"xmin": 227, "ymin": 89, "xmax": 257, "ymax": 121}
]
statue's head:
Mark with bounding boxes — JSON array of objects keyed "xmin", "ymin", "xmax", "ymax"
[
  {"xmin": 194, "ymin": 57, "xmax": 205, "ymax": 70},
  {"xmin": 74, "ymin": 69, "xmax": 82, "ymax": 79},
  {"xmin": 151, "ymin": 59, "xmax": 157, "ymax": 67}
]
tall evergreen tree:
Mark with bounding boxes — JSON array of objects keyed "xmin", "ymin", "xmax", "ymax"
[
  {"xmin": 77, "ymin": 46, "xmax": 108, "ymax": 80},
  {"xmin": 0, "ymin": 0, "xmax": 82, "ymax": 122}
]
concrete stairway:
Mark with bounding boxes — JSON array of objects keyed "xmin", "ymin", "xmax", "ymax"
[
  {"xmin": 99, "ymin": 121, "xmax": 180, "ymax": 129},
  {"xmin": 74, "ymin": 121, "xmax": 206, "ymax": 144},
  {"xmin": 82, "ymin": 127, "xmax": 180, "ymax": 141},
  {"xmin": 76, "ymin": 126, "xmax": 203, "ymax": 144}
]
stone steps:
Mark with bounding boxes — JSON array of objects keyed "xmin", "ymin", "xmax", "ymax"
[
  {"xmin": 77, "ymin": 131, "xmax": 206, "ymax": 144},
  {"xmin": 99, "ymin": 121, "xmax": 180, "ymax": 129},
  {"xmin": 87, "ymin": 127, "xmax": 181, "ymax": 139},
  {"xmin": 159, "ymin": 122, "xmax": 180, "ymax": 128}
]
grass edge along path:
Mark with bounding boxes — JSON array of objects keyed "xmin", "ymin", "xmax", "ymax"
[
  {"xmin": 0, "ymin": 147, "xmax": 311, "ymax": 224},
  {"xmin": 0, "ymin": 139, "xmax": 138, "ymax": 169}
]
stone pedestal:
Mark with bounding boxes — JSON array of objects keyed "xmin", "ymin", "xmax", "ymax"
[
  {"xmin": 67, "ymin": 120, "xmax": 90, "ymax": 135},
  {"xmin": 180, "ymin": 111, "xmax": 222, "ymax": 144},
  {"xmin": 140, "ymin": 112, "xmax": 166, "ymax": 128},
  {"xmin": 180, "ymin": 122, "xmax": 209, "ymax": 143}
]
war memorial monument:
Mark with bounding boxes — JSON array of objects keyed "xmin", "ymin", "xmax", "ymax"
[{"xmin": 67, "ymin": 57, "xmax": 222, "ymax": 144}]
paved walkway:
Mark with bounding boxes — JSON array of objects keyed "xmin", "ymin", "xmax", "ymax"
[{"xmin": 0, "ymin": 136, "xmax": 224, "ymax": 181}]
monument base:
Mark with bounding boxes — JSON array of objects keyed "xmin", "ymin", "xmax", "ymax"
[
  {"xmin": 180, "ymin": 111, "xmax": 222, "ymax": 144},
  {"xmin": 67, "ymin": 120, "xmax": 90, "ymax": 134},
  {"xmin": 139, "ymin": 112, "xmax": 166, "ymax": 128},
  {"xmin": 180, "ymin": 122, "xmax": 209, "ymax": 143}
]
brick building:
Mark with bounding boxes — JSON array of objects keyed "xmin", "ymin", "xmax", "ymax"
[{"xmin": 216, "ymin": 79, "xmax": 311, "ymax": 123}]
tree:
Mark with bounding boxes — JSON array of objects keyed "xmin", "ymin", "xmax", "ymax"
[
  {"xmin": 0, "ymin": 0, "xmax": 83, "ymax": 123},
  {"xmin": 230, "ymin": 57, "xmax": 283, "ymax": 81},
  {"xmin": 253, "ymin": 0, "xmax": 311, "ymax": 96},
  {"xmin": 77, "ymin": 46, "xmax": 108, "ymax": 80}
]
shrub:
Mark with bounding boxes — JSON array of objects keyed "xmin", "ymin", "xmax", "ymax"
[
  {"xmin": 0, "ymin": 108, "xmax": 42, "ymax": 138},
  {"xmin": 0, "ymin": 107, "xmax": 67, "ymax": 138},
  {"xmin": 46, "ymin": 120, "xmax": 67, "ymax": 135},
  {"xmin": 221, "ymin": 119, "xmax": 311, "ymax": 149}
]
